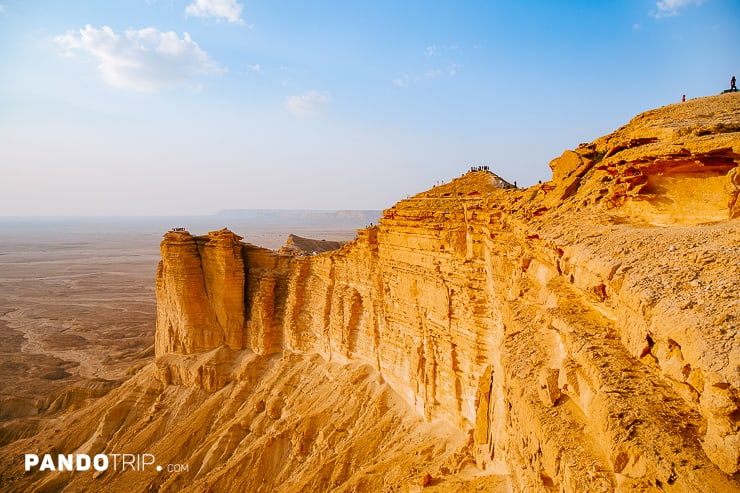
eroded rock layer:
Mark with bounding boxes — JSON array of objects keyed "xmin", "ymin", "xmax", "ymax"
[
  {"xmin": 155, "ymin": 229, "xmax": 246, "ymax": 355},
  {"xmin": 153, "ymin": 94, "xmax": 740, "ymax": 492},
  {"xmin": 2, "ymin": 93, "xmax": 738, "ymax": 493}
]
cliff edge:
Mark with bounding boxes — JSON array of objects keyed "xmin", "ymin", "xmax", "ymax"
[
  {"xmin": 153, "ymin": 93, "xmax": 740, "ymax": 491},
  {"xmin": 2, "ymin": 93, "xmax": 738, "ymax": 493}
]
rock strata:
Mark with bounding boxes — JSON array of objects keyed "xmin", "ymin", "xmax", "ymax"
[
  {"xmin": 155, "ymin": 229, "xmax": 245, "ymax": 355},
  {"xmin": 2, "ymin": 93, "xmax": 738, "ymax": 493},
  {"xmin": 153, "ymin": 94, "xmax": 740, "ymax": 492}
]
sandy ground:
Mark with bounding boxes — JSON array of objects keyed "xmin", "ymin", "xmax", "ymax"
[
  {"xmin": 0, "ymin": 221, "xmax": 160, "ymax": 429},
  {"xmin": 0, "ymin": 217, "xmax": 359, "ymax": 434}
]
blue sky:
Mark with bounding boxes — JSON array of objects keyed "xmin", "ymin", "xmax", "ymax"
[{"xmin": 1, "ymin": 0, "xmax": 738, "ymax": 215}]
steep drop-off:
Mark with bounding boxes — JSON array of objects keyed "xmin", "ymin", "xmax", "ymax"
[{"xmin": 1, "ymin": 93, "xmax": 738, "ymax": 493}]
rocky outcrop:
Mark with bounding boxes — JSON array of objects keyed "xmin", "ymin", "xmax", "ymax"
[
  {"xmin": 155, "ymin": 229, "xmax": 245, "ymax": 355},
  {"xmin": 278, "ymin": 234, "xmax": 347, "ymax": 256},
  {"xmin": 152, "ymin": 94, "xmax": 740, "ymax": 492},
  {"xmin": 3, "ymin": 94, "xmax": 737, "ymax": 493},
  {"xmin": 545, "ymin": 95, "xmax": 740, "ymax": 224}
]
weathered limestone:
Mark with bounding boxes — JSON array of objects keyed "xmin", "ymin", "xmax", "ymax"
[
  {"xmin": 150, "ymin": 93, "xmax": 740, "ymax": 492},
  {"xmin": 155, "ymin": 229, "xmax": 245, "ymax": 355}
]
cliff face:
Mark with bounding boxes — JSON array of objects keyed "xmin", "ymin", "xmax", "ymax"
[
  {"xmin": 2, "ymin": 94, "xmax": 737, "ymax": 493},
  {"xmin": 152, "ymin": 94, "xmax": 739, "ymax": 492},
  {"xmin": 155, "ymin": 229, "xmax": 245, "ymax": 355}
]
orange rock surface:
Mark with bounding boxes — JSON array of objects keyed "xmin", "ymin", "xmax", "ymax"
[
  {"xmin": 2, "ymin": 93, "xmax": 738, "ymax": 492},
  {"xmin": 155, "ymin": 229, "xmax": 246, "ymax": 355}
]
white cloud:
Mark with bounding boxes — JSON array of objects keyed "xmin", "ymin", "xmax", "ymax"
[
  {"xmin": 0, "ymin": 5, "xmax": 5, "ymax": 13},
  {"xmin": 248, "ymin": 63, "xmax": 261, "ymax": 74},
  {"xmin": 285, "ymin": 90, "xmax": 330, "ymax": 116},
  {"xmin": 426, "ymin": 44, "xmax": 459, "ymax": 58},
  {"xmin": 653, "ymin": 0, "xmax": 703, "ymax": 17},
  {"xmin": 424, "ymin": 69, "xmax": 442, "ymax": 80},
  {"xmin": 185, "ymin": 0, "xmax": 244, "ymax": 24},
  {"xmin": 392, "ymin": 77, "xmax": 408, "ymax": 88},
  {"xmin": 54, "ymin": 25, "xmax": 224, "ymax": 92},
  {"xmin": 394, "ymin": 44, "xmax": 462, "ymax": 87},
  {"xmin": 393, "ymin": 65, "xmax": 461, "ymax": 88}
]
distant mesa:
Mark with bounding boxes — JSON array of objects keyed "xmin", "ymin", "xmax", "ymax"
[
  {"xmin": 214, "ymin": 209, "xmax": 382, "ymax": 226},
  {"xmin": 278, "ymin": 234, "xmax": 347, "ymax": 256}
]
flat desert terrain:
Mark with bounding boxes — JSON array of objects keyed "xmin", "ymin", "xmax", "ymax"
[{"xmin": 0, "ymin": 216, "xmax": 365, "ymax": 444}]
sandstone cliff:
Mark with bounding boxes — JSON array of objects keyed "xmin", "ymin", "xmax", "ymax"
[
  {"xmin": 156, "ymin": 93, "xmax": 740, "ymax": 492},
  {"xmin": 155, "ymin": 229, "xmax": 246, "ymax": 355},
  {"xmin": 1, "ymin": 93, "xmax": 738, "ymax": 493}
]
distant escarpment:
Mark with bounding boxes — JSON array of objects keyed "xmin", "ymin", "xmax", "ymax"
[
  {"xmin": 3, "ymin": 94, "xmax": 738, "ymax": 493},
  {"xmin": 278, "ymin": 234, "xmax": 348, "ymax": 256}
]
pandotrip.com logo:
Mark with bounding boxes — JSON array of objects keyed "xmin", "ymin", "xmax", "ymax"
[{"xmin": 25, "ymin": 453, "xmax": 189, "ymax": 473}]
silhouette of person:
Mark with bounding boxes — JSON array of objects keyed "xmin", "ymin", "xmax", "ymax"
[{"xmin": 732, "ymin": 76, "xmax": 737, "ymax": 91}]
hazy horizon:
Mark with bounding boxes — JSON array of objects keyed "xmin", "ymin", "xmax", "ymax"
[
  {"xmin": 0, "ymin": 208, "xmax": 384, "ymax": 218},
  {"xmin": 0, "ymin": 209, "xmax": 381, "ymax": 251},
  {"xmin": 1, "ymin": 1, "xmax": 738, "ymax": 216}
]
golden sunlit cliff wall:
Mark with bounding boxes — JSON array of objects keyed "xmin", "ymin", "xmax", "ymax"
[
  {"xmin": 155, "ymin": 229, "xmax": 245, "ymax": 355},
  {"xmin": 155, "ymin": 93, "xmax": 740, "ymax": 493}
]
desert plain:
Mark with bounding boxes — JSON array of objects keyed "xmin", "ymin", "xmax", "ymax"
[{"xmin": 0, "ymin": 216, "xmax": 366, "ymax": 444}]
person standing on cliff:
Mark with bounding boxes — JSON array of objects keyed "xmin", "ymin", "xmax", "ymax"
[{"xmin": 732, "ymin": 76, "xmax": 737, "ymax": 91}]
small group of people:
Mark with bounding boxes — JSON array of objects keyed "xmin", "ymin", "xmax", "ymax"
[
  {"xmin": 170, "ymin": 227, "xmax": 187, "ymax": 232},
  {"xmin": 469, "ymin": 165, "xmax": 490, "ymax": 172}
]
